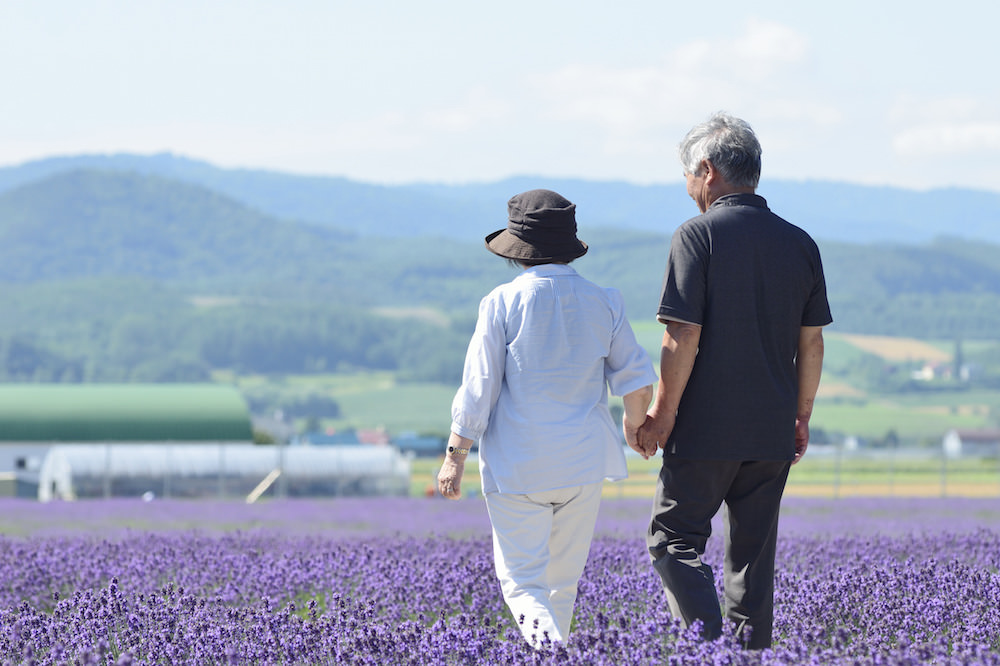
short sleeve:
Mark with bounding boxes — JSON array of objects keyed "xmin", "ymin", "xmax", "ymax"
[
  {"xmin": 657, "ymin": 223, "xmax": 709, "ymax": 325},
  {"xmin": 605, "ymin": 290, "xmax": 658, "ymax": 397},
  {"xmin": 802, "ymin": 244, "xmax": 833, "ymax": 327}
]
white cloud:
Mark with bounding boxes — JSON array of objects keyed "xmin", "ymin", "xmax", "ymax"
[
  {"xmin": 730, "ymin": 18, "xmax": 811, "ymax": 79},
  {"xmin": 754, "ymin": 99, "xmax": 843, "ymax": 126},
  {"xmin": 887, "ymin": 94, "xmax": 1000, "ymax": 158},
  {"xmin": 893, "ymin": 122, "xmax": 1000, "ymax": 156},
  {"xmin": 535, "ymin": 19, "xmax": 814, "ymax": 125},
  {"xmin": 888, "ymin": 95, "xmax": 984, "ymax": 124},
  {"xmin": 530, "ymin": 63, "xmax": 678, "ymax": 131},
  {"xmin": 518, "ymin": 17, "xmax": 830, "ymax": 164},
  {"xmin": 422, "ymin": 87, "xmax": 511, "ymax": 133}
]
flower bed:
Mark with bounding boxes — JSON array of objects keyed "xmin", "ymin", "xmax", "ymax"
[{"xmin": 0, "ymin": 497, "xmax": 998, "ymax": 664}]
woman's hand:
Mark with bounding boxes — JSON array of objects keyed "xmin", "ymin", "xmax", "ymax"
[
  {"xmin": 437, "ymin": 456, "xmax": 465, "ymax": 499},
  {"xmin": 437, "ymin": 433, "xmax": 473, "ymax": 500},
  {"xmin": 623, "ymin": 413, "xmax": 652, "ymax": 460},
  {"xmin": 622, "ymin": 384, "xmax": 656, "ymax": 459}
]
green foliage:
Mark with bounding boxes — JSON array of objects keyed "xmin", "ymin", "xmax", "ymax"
[
  {"xmin": 811, "ymin": 398, "xmax": 990, "ymax": 443},
  {"xmin": 0, "ymin": 335, "xmax": 82, "ymax": 382},
  {"xmin": 820, "ymin": 237, "xmax": 1000, "ymax": 339},
  {"xmin": 242, "ymin": 384, "xmax": 342, "ymax": 421},
  {"xmin": 962, "ymin": 343, "xmax": 1000, "ymax": 388},
  {"xmin": 829, "ymin": 292, "xmax": 1000, "ymax": 339},
  {"xmin": 4, "ymin": 165, "xmax": 1000, "ymax": 433},
  {"xmin": 0, "ymin": 292, "xmax": 470, "ymax": 384}
]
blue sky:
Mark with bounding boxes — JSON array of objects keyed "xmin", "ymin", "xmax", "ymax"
[{"xmin": 2, "ymin": 1, "xmax": 998, "ymax": 192}]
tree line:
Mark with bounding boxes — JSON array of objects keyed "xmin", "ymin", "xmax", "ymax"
[{"xmin": 0, "ymin": 302, "xmax": 474, "ymax": 385}]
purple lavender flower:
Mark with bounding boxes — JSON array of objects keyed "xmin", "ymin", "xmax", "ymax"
[{"xmin": 0, "ymin": 496, "xmax": 997, "ymax": 664}]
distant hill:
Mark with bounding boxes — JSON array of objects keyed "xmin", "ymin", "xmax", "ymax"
[
  {"xmin": 0, "ymin": 154, "xmax": 492, "ymax": 242},
  {"xmin": 0, "ymin": 169, "xmax": 354, "ymax": 283},
  {"xmin": 404, "ymin": 178, "xmax": 1000, "ymax": 247},
  {"xmin": 2, "ymin": 153, "xmax": 999, "ymax": 245},
  {"xmin": 0, "ymin": 168, "xmax": 512, "ymax": 308},
  {"xmin": 3, "ymin": 166, "xmax": 1000, "ymax": 315},
  {"xmin": 2, "ymin": 159, "xmax": 1000, "ymax": 383}
]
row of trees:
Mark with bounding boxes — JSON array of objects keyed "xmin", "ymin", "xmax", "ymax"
[
  {"xmin": 0, "ymin": 304, "xmax": 474, "ymax": 384},
  {"xmin": 8, "ymin": 305, "xmax": 1000, "ymax": 397}
]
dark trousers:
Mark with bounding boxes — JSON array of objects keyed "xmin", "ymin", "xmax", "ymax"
[{"xmin": 646, "ymin": 457, "xmax": 790, "ymax": 649}]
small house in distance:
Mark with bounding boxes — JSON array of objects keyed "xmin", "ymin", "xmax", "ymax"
[
  {"xmin": 394, "ymin": 432, "xmax": 447, "ymax": 457},
  {"xmin": 942, "ymin": 428, "xmax": 1000, "ymax": 459},
  {"xmin": 293, "ymin": 427, "xmax": 446, "ymax": 458}
]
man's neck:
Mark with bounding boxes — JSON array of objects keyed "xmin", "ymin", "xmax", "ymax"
[{"xmin": 706, "ymin": 186, "xmax": 755, "ymax": 208}]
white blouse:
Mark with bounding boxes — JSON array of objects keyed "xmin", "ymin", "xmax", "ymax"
[{"xmin": 451, "ymin": 264, "xmax": 657, "ymax": 494}]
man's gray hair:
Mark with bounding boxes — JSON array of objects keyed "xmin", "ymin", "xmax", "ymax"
[{"xmin": 678, "ymin": 112, "xmax": 762, "ymax": 189}]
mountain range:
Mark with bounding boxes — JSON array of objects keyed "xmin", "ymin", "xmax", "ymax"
[
  {"xmin": 2, "ymin": 153, "xmax": 1000, "ymax": 383},
  {"xmin": 3, "ymin": 153, "xmax": 1000, "ymax": 245}
]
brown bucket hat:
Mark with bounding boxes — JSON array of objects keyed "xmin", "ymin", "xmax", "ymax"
[{"xmin": 485, "ymin": 189, "xmax": 588, "ymax": 262}]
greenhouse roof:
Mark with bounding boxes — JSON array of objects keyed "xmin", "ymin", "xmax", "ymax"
[{"xmin": 0, "ymin": 384, "xmax": 252, "ymax": 442}]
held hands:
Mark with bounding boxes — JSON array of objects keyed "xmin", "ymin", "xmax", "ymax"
[
  {"xmin": 623, "ymin": 414, "xmax": 649, "ymax": 459},
  {"xmin": 627, "ymin": 413, "xmax": 664, "ymax": 459},
  {"xmin": 635, "ymin": 410, "xmax": 674, "ymax": 459}
]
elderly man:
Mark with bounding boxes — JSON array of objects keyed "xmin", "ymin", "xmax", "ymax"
[{"xmin": 638, "ymin": 112, "xmax": 831, "ymax": 649}]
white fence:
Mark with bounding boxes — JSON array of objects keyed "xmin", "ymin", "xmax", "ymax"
[{"xmin": 788, "ymin": 444, "xmax": 1000, "ymax": 497}]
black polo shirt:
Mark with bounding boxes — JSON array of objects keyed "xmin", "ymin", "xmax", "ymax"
[{"xmin": 657, "ymin": 193, "xmax": 832, "ymax": 460}]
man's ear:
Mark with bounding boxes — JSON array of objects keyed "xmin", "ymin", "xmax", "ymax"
[{"xmin": 702, "ymin": 160, "xmax": 718, "ymax": 183}]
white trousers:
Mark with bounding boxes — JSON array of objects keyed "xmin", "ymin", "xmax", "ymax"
[{"xmin": 484, "ymin": 481, "xmax": 603, "ymax": 645}]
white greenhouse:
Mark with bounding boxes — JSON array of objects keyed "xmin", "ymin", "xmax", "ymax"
[
  {"xmin": 0, "ymin": 384, "xmax": 411, "ymax": 501},
  {"xmin": 38, "ymin": 443, "xmax": 411, "ymax": 501}
]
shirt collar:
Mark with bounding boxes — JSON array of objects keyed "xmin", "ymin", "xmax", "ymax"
[
  {"xmin": 518, "ymin": 263, "xmax": 580, "ymax": 279},
  {"xmin": 708, "ymin": 192, "xmax": 768, "ymax": 210}
]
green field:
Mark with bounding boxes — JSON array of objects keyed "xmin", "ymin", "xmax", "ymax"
[
  {"xmin": 222, "ymin": 370, "xmax": 457, "ymax": 436},
  {"xmin": 228, "ymin": 331, "xmax": 1000, "ymax": 450},
  {"xmin": 409, "ymin": 453, "xmax": 1000, "ymax": 500},
  {"xmin": 810, "ymin": 396, "xmax": 995, "ymax": 443}
]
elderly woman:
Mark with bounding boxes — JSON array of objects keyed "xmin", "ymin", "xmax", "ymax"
[{"xmin": 438, "ymin": 189, "xmax": 657, "ymax": 646}]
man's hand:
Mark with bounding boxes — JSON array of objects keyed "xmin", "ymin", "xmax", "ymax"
[
  {"xmin": 793, "ymin": 417, "xmax": 809, "ymax": 465},
  {"xmin": 638, "ymin": 320, "xmax": 699, "ymax": 458},
  {"xmin": 793, "ymin": 326, "xmax": 823, "ymax": 466},
  {"xmin": 637, "ymin": 411, "xmax": 674, "ymax": 457}
]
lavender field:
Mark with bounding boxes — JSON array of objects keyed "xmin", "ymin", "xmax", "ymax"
[{"xmin": 1, "ymin": 496, "xmax": 998, "ymax": 665}]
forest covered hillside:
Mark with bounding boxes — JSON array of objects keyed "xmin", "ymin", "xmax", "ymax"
[{"xmin": 2, "ymin": 160, "xmax": 1000, "ymax": 385}]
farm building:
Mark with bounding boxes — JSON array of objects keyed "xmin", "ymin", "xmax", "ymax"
[
  {"xmin": 37, "ymin": 443, "xmax": 410, "ymax": 501},
  {"xmin": 942, "ymin": 428, "xmax": 1000, "ymax": 459},
  {"xmin": 0, "ymin": 384, "xmax": 410, "ymax": 500},
  {"xmin": 0, "ymin": 383, "xmax": 253, "ymax": 442},
  {"xmin": 293, "ymin": 427, "xmax": 446, "ymax": 457}
]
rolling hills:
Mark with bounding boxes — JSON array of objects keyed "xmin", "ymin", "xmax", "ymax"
[
  {"xmin": 3, "ymin": 153, "xmax": 1000, "ymax": 244},
  {"xmin": 2, "ymin": 157, "xmax": 1000, "ymax": 388}
]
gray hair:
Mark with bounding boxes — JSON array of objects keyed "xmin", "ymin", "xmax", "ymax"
[{"xmin": 678, "ymin": 112, "xmax": 762, "ymax": 189}]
